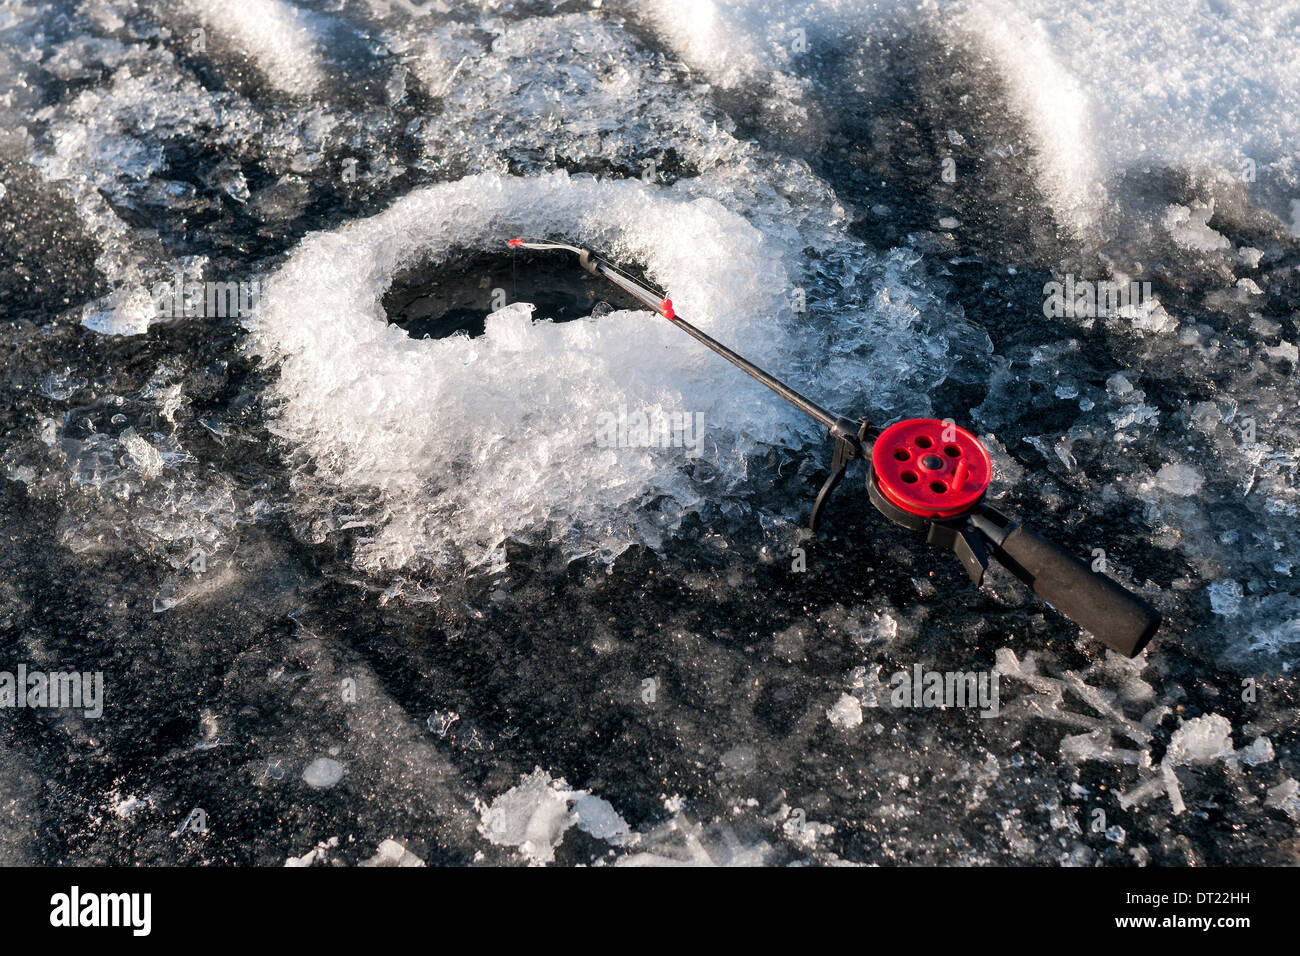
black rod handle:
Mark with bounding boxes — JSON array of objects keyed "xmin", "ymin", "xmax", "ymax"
[{"xmin": 991, "ymin": 525, "xmax": 1160, "ymax": 657}]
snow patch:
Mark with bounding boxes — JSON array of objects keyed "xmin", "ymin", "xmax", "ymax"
[{"xmin": 179, "ymin": 0, "xmax": 332, "ymax": 97}]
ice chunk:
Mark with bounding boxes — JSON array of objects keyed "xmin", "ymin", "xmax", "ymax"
[
  {"xmin": 1208, "ymin": 579, "xmax": 1243, "ymax": 617},
  {"xmin": 1060, "ymin": 730, "xmax": 1144, "ymax": 766},
  {"xmin": 120, "ymin": 430, "xmax": 164, "ymax": 479},
  {"xmin": 302, "ymin": 757, "xmax": 345, "ymax": 788},
  {"xmin": 361, "ymin": 839, "xmax": 425, "ymax": 867},
  {"xmin": 39, "ymin": 370, "xmax": 88, "ymax": 400},
  {"xmin": 571, "ymin": 793, "xmax": 634, "ymax": 846},
  {"xmin": 1165, "ymin": 714, "xmax": 1234, "ymax": 766},
  {"xmin": 81, "ymin": 288, "xmax": 155, "ymax": 337},
  {"xmin": 478, "ymin": 769, "xmax": 635, "ymax": 863},
  {"xmin": 1162, "ymin": 202, "xmax": 1231, "ymax": 253},
  {"xmin": 615, "ymin": 814, "xmax": 770, "ymax": 866},
  {"xmin": 478, "ymin": 769, "xmax": 576, "ymax": 865},
  {"xmin": 1265, "ymin": 779, "xmax": 1300, "ymax": 821},
  {"xmin": 284, "ymin": 836, "xmax": 339, "ymax": 867},
  {"xmin": 1117, "ymin": 775, "xmax": 1166, "ymax": 811},
  {"xmin": 1154, "ymin": 463, "xmax": 1204, "ymax": 497},
  {"xmin": 110, "ymin": 794, "xmax": 154, "ymax": 819},
  {"xmin": 826, "ymin": 693, "xmax": 863, "ymax": 729},
  {"xmin": 1161, "ymin": 762, "xmax": 1186, "ymax": 815},
  {"xmin": 1239, "ymin": 737, "xmax": 1274, "ymax": 768},
  {"xmin": 1048, "ymin": 804, "xmax": 1081, "ymax": 834},
  {"xmin": 425, "ymin": 710, "xmax": 459, "ymax": 737},
  {"xmin": 23, "ymin": 42, "xmax": 260, "ymax": 338},
  {"xmin": 1264, "ymin": 340, "xmax": 1299, "ymax": 365}
]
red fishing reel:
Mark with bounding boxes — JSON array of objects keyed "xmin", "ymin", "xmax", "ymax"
[
  {"xmin": 812, "ymin": 416, "xmax": 1160, "ymax": 657},
  {"xmin": 870, "ymin": 418, "xmax": 991, "ymax": 522}
]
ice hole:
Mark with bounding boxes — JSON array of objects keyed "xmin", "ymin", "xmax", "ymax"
[{"xmin": 383, "ymin": 249, "xmax": 647, "ymax": 341}]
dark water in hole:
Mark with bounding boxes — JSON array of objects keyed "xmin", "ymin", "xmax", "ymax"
[{"xmin": 383, "ymin": 250, "xmax": 650, "ymax": 339}]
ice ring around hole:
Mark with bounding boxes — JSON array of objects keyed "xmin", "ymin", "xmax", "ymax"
[{"xmin": 248, "ymin": 171, "xmax": 811, "ymax": 573}]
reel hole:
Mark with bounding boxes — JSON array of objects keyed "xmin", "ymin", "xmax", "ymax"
[
  {"xmin": 901, "ymin": 470, "xmax": 919, "ymax": 484},
  {"xmin": 929, "ymin": 481, "xmax": 946, "ymax": 494},
  {"xmin": 944, "ymin": 445, "xmax": 962, "ymax": 457},
  {"xmin": 893, "ymin": 448, "xmax": 910, "ymax": 461},
  {"xmin": 914, "ymin": 435, "xmax": 933, "ymax": 448}
]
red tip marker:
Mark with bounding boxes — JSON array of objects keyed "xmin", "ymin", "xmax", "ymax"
[
  {"xmin": 661, "ymin": 298, "xmax": 676, "ymax": 320},
  {"xmin": 507, "ymin": 238, "xmax": 523, "ymax": 247}
]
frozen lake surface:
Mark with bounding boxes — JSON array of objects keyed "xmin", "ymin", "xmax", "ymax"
[{"xmin": 0, "ymin": 0, "xmax": 1298, "ymax": 865}]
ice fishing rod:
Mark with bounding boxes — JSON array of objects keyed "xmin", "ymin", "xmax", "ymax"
[{"xmin": 508, "ymin": 238, "xmax": 1161, "ymax": 657}]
